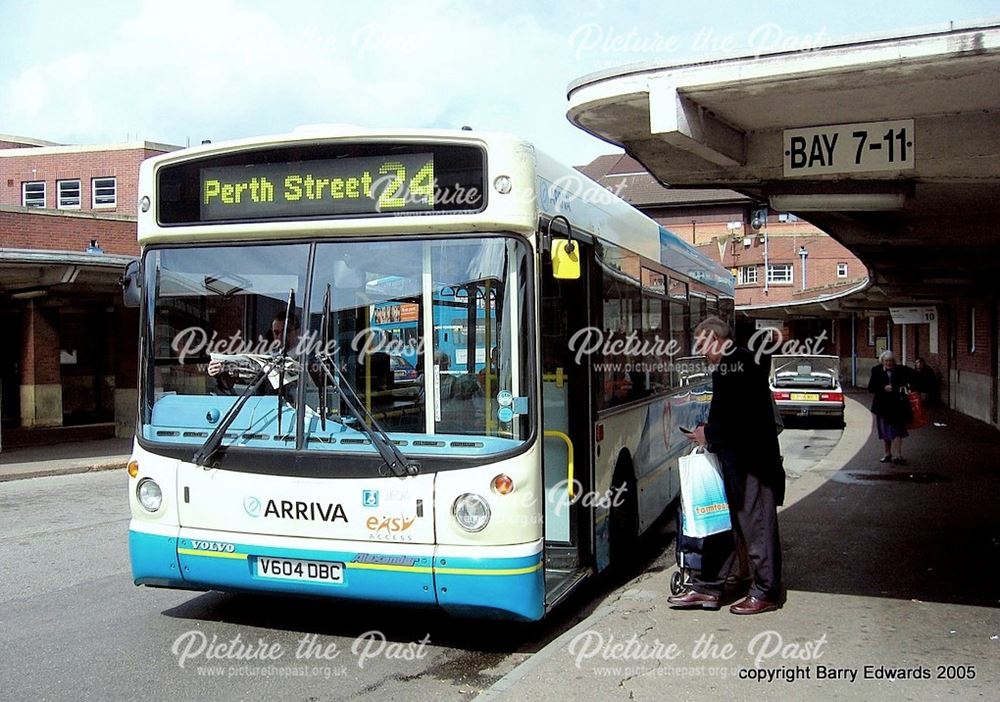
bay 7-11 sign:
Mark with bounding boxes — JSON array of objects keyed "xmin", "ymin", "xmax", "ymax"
[{"xmin": 783, "ymin": 120, "xmax": 915, "ymax": 177}]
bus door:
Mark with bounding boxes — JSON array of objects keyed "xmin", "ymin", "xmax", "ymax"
[{"xmin": 540, "ymin": 239, "xmax": 593, "ymax": 606}]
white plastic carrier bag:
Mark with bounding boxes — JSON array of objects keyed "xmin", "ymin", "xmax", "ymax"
[{"xmin": 679, "ymin": 447, "xmax": 731, "ymax": 538}]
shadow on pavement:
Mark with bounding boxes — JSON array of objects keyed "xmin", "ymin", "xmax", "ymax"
[
  {"xmin": 161, "ymin": 398, "xmax": 1000, "ymax": 665},
  {"xmin": 780, "ymin": 400, "xmax": 1000, "ymax": 608}
]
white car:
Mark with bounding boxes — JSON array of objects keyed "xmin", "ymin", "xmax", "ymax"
[{"xmin": 770, "ymin": 354, "xmax": 845, "ymax": 423}]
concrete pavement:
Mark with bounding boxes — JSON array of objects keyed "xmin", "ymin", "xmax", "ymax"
[
  {"xmin": 0, "ymin": 437, "xmax": 131, "ymax": 482},
  {"xmin": 3, "ymin": 396, "xmax": 998, "ymax": 699},
  {"xmin": 479, "ymin": 395, "xmax": 1000, "ymax": 701}
]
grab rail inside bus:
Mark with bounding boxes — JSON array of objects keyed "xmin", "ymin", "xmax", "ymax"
[{"xmin": 543, "ymin": 430, "xmax": 575, "ymax": 498}]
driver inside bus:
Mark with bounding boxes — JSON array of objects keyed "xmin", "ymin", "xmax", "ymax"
[{"xmin": 207, "ymin": 312, "xmax": 300, "ymax": 395}]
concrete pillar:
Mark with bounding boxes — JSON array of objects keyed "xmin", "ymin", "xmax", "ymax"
[
  {"xmin": 114, "ymin": 305, "xmax": 140, "ymax": 438},
  {"xmin": 20, "ymin": 301, "xmax": 62, "ymax": 428}
]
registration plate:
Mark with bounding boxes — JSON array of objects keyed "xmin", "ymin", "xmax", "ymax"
[
  {"xmin": 256, "ymin": 557, "xmax": 344, "ymax": 583},
  {"xmin": 790, "ymin": 393, "xmax": 820, "ymax": 401}
]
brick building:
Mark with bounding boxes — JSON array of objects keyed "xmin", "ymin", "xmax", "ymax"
[
  {"xmin": 0, "ymin": 135, "xmax": 177, "ymax": 446},
  {"xmin": 577, "ymin": 154, "xmax": 868, "ymax": 344},
  {"xmin": 577, "ymin": 154, "xmax": 868, "ymax": 308}
]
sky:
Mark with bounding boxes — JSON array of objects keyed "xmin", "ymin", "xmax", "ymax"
[{"xmin": 1, "ymin": 1, "xmax": 997, "ymax": 166}]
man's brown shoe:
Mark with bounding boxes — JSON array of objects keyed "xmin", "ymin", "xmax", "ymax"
[
  {"xmin": 729, "ymin": 595, "xmax": 780, "ymax": 615},
  {"xmin": 667, "ymin": 589, "xmax": 720, "ymax": 610}
]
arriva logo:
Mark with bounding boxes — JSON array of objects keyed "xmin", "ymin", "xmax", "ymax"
[
  {"xmin": 265, "ymin": 500, "xmax": 348, "ymax": 523},
  {"xmin": 244, "ymin": 496, "xmax": 262, "ymax": 518},
  {"xmin": 243, "ymin": 496, "xmax": 348, "ymax": 523}
]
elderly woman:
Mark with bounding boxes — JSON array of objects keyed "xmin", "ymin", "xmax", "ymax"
[{"xmin": 868, "ymin": 350, "xmax": 912, "ymax": 464}]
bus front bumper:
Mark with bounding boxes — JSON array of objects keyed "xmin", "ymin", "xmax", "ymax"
[{"xmin": 129, "ymin": 525, "xmax": 544, "ymax": 621}]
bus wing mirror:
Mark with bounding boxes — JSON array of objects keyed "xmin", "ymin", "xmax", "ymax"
[
  {"xmin": 120, "ymin": 259, "xmax": 141, "ymax": 308},
  {"xmin": 551, "ymin": 239, "xmax": 580, "ymax": 280}
]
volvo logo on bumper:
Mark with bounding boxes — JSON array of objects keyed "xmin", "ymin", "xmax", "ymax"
[{"xmin": 190, "ymin": 540, "xmax": 236, "ymax": 553}]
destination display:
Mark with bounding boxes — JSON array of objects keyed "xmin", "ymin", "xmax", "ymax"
[
  {"xmin": 200, "ymin": 153, "xmax": 435, "ymax": 220},
  {"xmin": 156, "ymin": 142, "xmax": 486, "ymax": 224}
]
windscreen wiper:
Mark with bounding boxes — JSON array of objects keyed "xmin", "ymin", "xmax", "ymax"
[
  {"xmin": 192, "ymin": 359, "xmax": 277, "ymax": 468},
  {"xmin": 317, "ymin": 286, "xmax": 418, "ymax": 477},
  {"xmin": 319, "ymin": 285, "xmax": 331, "ymax": 432},
  {"xmin": 315, "ymin": 357, "xmax": 419, "ymax": 477},
  {"xmin": 195, "ymin": 289, "xmax": 298, "ymax": 468},
  {"xmin": 277, "ymin": 289, "xmax": 296, "ymax": 436}
]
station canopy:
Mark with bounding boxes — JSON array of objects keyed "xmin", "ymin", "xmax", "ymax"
[{"xmin": 567, "ymin": 20, "xmax": 1000, "ymax": 311}]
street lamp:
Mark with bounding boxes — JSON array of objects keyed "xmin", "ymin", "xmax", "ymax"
[{"xmin": 798, "ymin": 246, "xmax": 808, "ymax": 291}]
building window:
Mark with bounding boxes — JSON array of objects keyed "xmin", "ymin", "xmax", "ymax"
[
  {"xmin": 22, "ymin": 181, "xmax": 45, "ymax": 207},
  {"xmin": 777, "ymin": 212, "xmax": 800, "ymax": 223},
  {"xmin": 92, "ymin": 177, "xmax": 117, "ymax": 208},
  {"xmin": 738, "ymin": 265, "xmax": 758, "ymax": 285},
  {"xmin": 867, "ymin": 316, "xmax": 875, "ymax": 346},
  {"xmin": 57, "ymin": 179, "xmax": 81, "ymax": 209},
  {"xmin": 837, "ymin": 262, "xmax": 848, "ymax": 278},
  {"xmin": 766, "ymin": 263, "xmax": 793, "ymax": 284}
]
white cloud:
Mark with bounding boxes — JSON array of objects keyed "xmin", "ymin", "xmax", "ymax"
[
  {"xmin": 0, "ymin": 1, "xmax": 617, "ymax": 162},
  {"xmin": 3, "ymin": 0, "xmax": 994, "ymax": 163}
]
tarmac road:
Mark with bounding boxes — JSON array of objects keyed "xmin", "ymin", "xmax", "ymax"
[{"xmin": 0, "ymin": 423, "xmax": 842, "ymax": 702}]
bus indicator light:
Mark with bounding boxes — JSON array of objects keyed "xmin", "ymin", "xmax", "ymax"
[
  {"xmin": 492, "ymin": 474, "xmax": 515, "ymax": 495},
  {"xmin": 127, "ymin": 460, "xmax": 139, "ymax": 478}
]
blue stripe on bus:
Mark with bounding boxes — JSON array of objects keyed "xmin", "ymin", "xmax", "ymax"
[
  {"xmin": 433, "ymin": 552, "xmax": 545, "ymax": 621},
  {"xmin": 130, "ymin": 529, "xmax": 544, "ymax": 620},
  {"xmin": 175, "ymin": 535, "xmax": 439, "ymax": 605},
  {"xmin": 130, "ymin": 529, "xmax": 184, "ymax": 587}
]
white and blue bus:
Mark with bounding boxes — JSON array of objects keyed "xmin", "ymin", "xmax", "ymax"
[{"xmin": 124, "ymin": 127, "xmax": 733, "ymax": 621}]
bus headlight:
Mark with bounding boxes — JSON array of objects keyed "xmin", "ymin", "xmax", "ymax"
[
  {"xmin": 452, "ymin": 493, "xmax": 490, "ymax": 532},
  {"xmin": 136, "ymin": 478, "xmax": 163, "ymax": 512}
]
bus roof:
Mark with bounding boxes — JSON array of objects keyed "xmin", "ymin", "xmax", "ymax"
[
  {"xmin": 137, "ymin": 126, "xmax": 733, "ymax": 296},
  {"xmin": 533, "ymin": 149, "xmax": 733, "ymax": 295}
]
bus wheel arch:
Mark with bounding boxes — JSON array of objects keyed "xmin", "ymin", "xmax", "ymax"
[{"xmin": 607, "ymin": 450, "xmax": 639, "ymax": 568}]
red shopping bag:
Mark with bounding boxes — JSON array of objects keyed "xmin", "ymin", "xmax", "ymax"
[{"xmin": 907, "ymin": 391, "xmax": 928, "ymax": 430}]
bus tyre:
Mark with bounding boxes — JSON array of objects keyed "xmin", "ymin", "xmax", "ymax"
[{"xmin": 607, "ymin": 462, "xmax": 638, "ymax": 569}]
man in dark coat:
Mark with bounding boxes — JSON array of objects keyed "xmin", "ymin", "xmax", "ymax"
[{"xmin": 668, "ymin": 316, "xmax": 786, "ymax": 615}]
